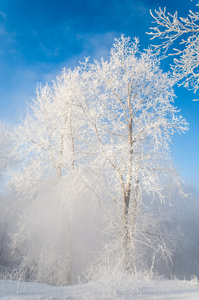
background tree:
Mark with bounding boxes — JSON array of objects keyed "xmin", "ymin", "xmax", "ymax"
[
  {"xmin": 9, "ymin": 68, "xmax": 97, "ymax": 285},
  {"xmin": 149, "ymin": 3, "xmax": 199, "ymax": 97}
]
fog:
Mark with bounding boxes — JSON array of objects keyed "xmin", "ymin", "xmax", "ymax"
[{"xmin": 0, "ymin": 174, "xmax": 199, "ymax": 285}]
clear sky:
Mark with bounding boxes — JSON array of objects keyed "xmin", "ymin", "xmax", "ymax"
[{"xmin": 0, "ymin": 0, "xmax": 198, "ymax": 190}]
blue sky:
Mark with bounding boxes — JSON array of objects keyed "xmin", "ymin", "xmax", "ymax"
[{"xmin": 0, "ymin": 0, "xmax": 198, "ymax": 190}]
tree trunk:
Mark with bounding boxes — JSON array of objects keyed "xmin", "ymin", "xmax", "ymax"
[
  {"xmin": 122, "ymin": 191, "xmax": 130, "ymax": 271},
  {"xmin": 132, "ymin": 178, "xmax": 139, "ymax": 235}
]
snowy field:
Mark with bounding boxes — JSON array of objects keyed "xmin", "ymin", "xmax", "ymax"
[{"xmin": 1, "ymin": 277, "xmax": 199, "ymax": 299}]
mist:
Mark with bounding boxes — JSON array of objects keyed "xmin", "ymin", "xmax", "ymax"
[{"xmin": 1, "ymin": 176, "xmax": 199, "ymax": 285}]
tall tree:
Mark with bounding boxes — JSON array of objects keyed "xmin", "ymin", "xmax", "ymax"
[
  {"xmin": 77, "ymin": 36, "xmax": 188, "ymax": 272},
  {"xmin": 9, "ymin": 68, "xmax": 88, "ymax": 285}
]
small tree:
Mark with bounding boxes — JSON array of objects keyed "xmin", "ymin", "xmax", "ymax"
[{"xmin": 148, "ymin": 3, "xmax": 199, "ymax": 97}]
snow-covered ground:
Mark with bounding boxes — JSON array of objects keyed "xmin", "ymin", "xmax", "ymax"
[{"xmin": 1, "ymin": 277, "xmax": 199, "ymax": 299}]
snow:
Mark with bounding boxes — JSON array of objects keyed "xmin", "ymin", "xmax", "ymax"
[{"xmin": 1, "ymin": 277, "xmax": 199, "ymax": 299}]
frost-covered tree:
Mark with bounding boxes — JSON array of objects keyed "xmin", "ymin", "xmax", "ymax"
[
  {"xmin": 77, "ymin": 36, "xmax": 188, "ymax": 273},
  {"xmin": 9, "ymin": 35, "xmax": 188, "ymax": 283},
  {"xmin": 149, "ymin": 3, "xmax": 199, "ymax": 97},
  {"xmin": 9, "ymin": 69, "xmax": 92, "ymax": 285}
]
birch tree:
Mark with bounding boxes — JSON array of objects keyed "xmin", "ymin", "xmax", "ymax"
[
  {"xmin": 77, "ymin": 35, "xmax": 188, "ymax": 273},
  {"xmin": 148, "ymin": 3, "xmax": 199, "ymax": 97},
  {"xmin": 9, "ymin": 68, "xmax": 88, "ymax": 285}
]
